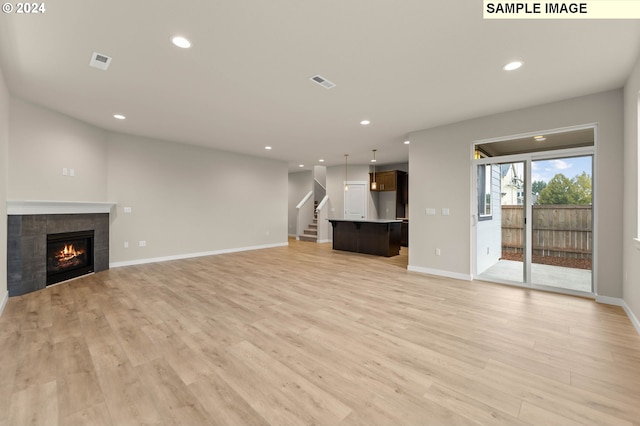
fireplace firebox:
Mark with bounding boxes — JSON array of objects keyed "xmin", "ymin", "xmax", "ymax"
[{"xmin": 46, "ymin": 230, "xmax": 95, "ymax": 285}]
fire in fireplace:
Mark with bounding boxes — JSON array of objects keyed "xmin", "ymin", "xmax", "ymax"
[{"xmin": 46, "ymin": 230, "xmax": 95, "ymax": 285}]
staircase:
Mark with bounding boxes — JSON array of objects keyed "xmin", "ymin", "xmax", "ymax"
[{"xmin": 299, "ymin": 201, "xmax": 318, "ymax": 242}]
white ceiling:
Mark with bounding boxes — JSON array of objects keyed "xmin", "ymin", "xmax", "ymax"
[{"xmin": 1, "ymin": 1, "xmax": 639, "ymax": 171}]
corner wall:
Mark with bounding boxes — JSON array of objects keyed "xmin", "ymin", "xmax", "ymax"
[
  {"xmin": 0, "ymin": 66, "xmax": 8, "ymax": 314},
  {"xmin": 409, "ymin": 89, "xmax": 624, "ymax": 297},
  {"xmin": 623, "ymin": 53, "xmax": 640, "ymax": 332},
  {"xmin": 6, "ymin": 97, "xmax": 289, "ymax": 269},
  {"xmin": 288, "ymin": 171, "xmax": 313, "ymax": 236},
  {"xmin": 8, "ymin": 97, "xmax": 108, "ymax": 201}
]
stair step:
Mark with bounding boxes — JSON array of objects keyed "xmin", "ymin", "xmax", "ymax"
[
  {"xmin": 308, "ymin": 224, "xmax": 317, "ymax": 229},
  {"xmin": 304, "ymin": 229, "xmax": 317, "ymax": 236},
  {"xmin": 299, "ymin": 235, "xmax": 317, "ymax": 242}
]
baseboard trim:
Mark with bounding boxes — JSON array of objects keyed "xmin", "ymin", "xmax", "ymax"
[
  {"xmin": 110, "ymin": 242, "xmax": 289, "ymax": 268},
  {"xmin": 596, "ymin": 295, "xmax": 640, "ymax": 335},
  {"xmin": 0, "ymin": 290, "xmax": 8, "ymax": 317},
  {"xmin": 317, "ymin": 239, "xmax": 331, "ymax": 244},
  {"xmin": 407, "ymin": 265, "xmax": 473, "ymax": 281}
]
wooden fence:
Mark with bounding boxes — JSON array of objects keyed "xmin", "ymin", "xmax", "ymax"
[{"xmin": 502, "ymin": 205, "xmax": 592, "ymax": 259}]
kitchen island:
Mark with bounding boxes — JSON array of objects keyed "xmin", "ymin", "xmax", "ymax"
[{"xmin": 328, "ymin": 219, "xmax": 402, "ymax": 257}]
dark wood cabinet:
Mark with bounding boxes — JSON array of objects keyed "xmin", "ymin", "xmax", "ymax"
[
  {"xmin": 370, "ymin": 170, "xmax": 408, "ymax": 218},
  {"xmin": 370, "ymin": 170, "xmax": 399, "ymax": 191},
  {"xmin": 329, "ymin": 219, "xmax": 401, "ymax": 257}
]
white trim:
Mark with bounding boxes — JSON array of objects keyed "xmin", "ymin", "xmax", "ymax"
[
  {"xmin": 595, "ymin": 295, "xmax": 640, "ymax": 335},
  {"xmin": 110, "ymin": 242, "xmax": 288, "ymax": 268},
  {"xmin": 7, "ymin": 200, "xmax": 116, "ymax": 215},
  {"xmin": 296, "ymin": 191, "xmax": 313, "ymax": 210},
  {"xmin": 0, "ymin": 291, "xmax": 7, "ymax": 317},
  {"xmin": 407, "ymin": 265, "xmax": 473, "ymax": 281},
  {"xmin": 316, "ymin": 239, "xmax": 331, "ymax": 244},
  {"xmin": 472, "ymin": 123, "xmax": 599, "ymax": 146}
]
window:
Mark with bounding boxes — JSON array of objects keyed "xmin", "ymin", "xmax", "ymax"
[{"xmin": 478, "ymin": 164, "xmax": 492, "ymax": 220}]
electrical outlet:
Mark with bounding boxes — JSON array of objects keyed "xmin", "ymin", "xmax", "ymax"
[
  {"xmin": 139, "ymin": 240, "xmax": 146, "ymax": 247},
  {"xmin": 69, "ymin": 168, "xmax": 75, "ymax": 177},
  {"xmin": 62, "ymin": 167, "xmax": 68, "ymax": 176},
  {"xmin": 435, "ymin": 248, "xmax": 441, "ymax": 256},
  {"xmin": 124, "ymin": 242, "xmax": 129, "ymax": 248},
  {"xmin": 124, "ymin": 207, "xmax": 132, "ymax": 213},
  {"xmin": 442, "ymin": 208, "xmax": 450, "ymax": 216}
]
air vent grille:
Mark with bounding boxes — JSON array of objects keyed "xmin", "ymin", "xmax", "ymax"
[
  {"xmin": 310, "ymin": 74, "xmax": 335, "ymax": 89},
  {"xmin": 89, "ymin": 51, "xmax": 112, "ymax": 71}
]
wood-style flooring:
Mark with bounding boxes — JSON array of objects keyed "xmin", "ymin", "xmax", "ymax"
[{"xmin": 1, "ymin": 238, "xmax": 639, "ymax": 425}]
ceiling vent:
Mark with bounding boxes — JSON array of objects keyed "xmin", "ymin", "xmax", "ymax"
[
  {"xmin": 310, "ymin": 74, "xmax": 336, "ymax": 89},
  {"xmin": 89, "ymin": 52, "xmax": 112, "ymax": 71}
]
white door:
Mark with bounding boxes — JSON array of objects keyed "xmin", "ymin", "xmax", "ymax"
[{"xmin": 344, "ymin": 181, "xmax": 366, "ymax": 220}]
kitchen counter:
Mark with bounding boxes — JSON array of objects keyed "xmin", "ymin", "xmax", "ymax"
[{"xmin": 329, "ymin": 219, "xmax": 401, "ymax": 257}]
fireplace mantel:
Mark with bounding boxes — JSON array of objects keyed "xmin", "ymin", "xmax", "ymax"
[{"xmin": 7, "ymin": 200, "xmax": 116, "ymax": 215}]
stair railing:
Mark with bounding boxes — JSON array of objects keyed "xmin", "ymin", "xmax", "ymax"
[
  {"xmin": 296, "ymin": 191, "xmax": 314, "ymax": 241},
  {"xmin": 315, "ymin": 195, "xmax": 330, "ymax": 243},
  {"xmin": 314, "ymin": 178, "xmax": 326, "ymax": 203}
]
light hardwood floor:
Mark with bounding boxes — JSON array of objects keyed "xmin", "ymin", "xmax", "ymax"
[{"xmin": 1, "ymin": 239, "xmax": 639, "ymax": 425}]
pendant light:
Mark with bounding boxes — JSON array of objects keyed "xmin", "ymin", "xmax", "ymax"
[
  {"xmin": 344, "ymin": 154, "xmax": 349, "ymax": 191},
  {"xmin": 371, "ymin": 149, "xmax": 377, "ymax": 190}
]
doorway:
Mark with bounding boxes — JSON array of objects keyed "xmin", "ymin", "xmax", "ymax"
[
  {"xmin": 344, "ymin": 181, "xmax": 367, "ymax": 220},
  {"xmin": 473, "ymin": 126, "xmax": 595, "ymax": 295}
]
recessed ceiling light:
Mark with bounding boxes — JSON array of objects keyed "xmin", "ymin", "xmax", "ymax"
[
  {"xmin": 113, "ymin": 114, "xmax": 126, "ymax": 120},
  {"xmin": 265, "ymin": 146, "xmax": 272, "ymax": 150},
  {"xmin": 171, "ymin": 36, "xmax": 192, "ymax": 49},
  {"xmin": 404, "ymin": 140, "xmax": 410, "ymax": 145},
  {"xmin": 360, "ymin": 120, "xmax": 370, "ymax": 125},
  {"xmin": 503, "ymin": 61, "xmax": 524, "ymax": 71},
  {"xmin": 534, "ymin": 135, "xmax": 546, "ymax": 141},
  {"xmin": 319, "ymin": 159, "xmax": 325, "ymax": 163},
  {"xmin": 299, "ymin": 164, "xmax": 304, "ymax": 168}
]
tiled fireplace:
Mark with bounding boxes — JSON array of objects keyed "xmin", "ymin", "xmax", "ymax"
[{"xmin": 7, "ymin": 201, "xmax": 114, "ymax": 296}]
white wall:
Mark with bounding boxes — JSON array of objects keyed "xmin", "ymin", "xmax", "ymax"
[
  {"xmin": 6, "ymin": 98, "xmax": 288, "ymax": 267},
  {"xmin": 8, "ymin": 98, "xmax": 108, "ymax": 201},
  {"xmin": 288, "ymin": 170, "xmax": 312, "ymax": 236},
  {"xmin": 409, "ymin": 89, "xmax": 624, "ymax": 297},
  {"xmin": 107, "ymin": 133, "xmax": 288, "ymax": 263},
  {"xmin": 623, "ymin": 54, "xmax": 640, "ymax": 331},
  {"xmin": 0, "ymin": 66, "xmax": 9, "ymax": 313}
]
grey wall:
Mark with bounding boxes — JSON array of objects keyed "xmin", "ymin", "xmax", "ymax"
[
  {"xmin": 288, "ymin": 170, "xmax": 313, "ymax": 236},
  {"xmin": 0, "ymin": 66, "xmax": 8, "ymax": 308},
  {"xmin": 107, "ymin": 133, "xmax": 288, "ymax": 263},
  {"xmin": 8, "ymin": 98, "xmax": 108, "ymax": 201},
  {"xmin": 7, "ymin": 98, "xmax": 288, "ymax": 267},
  {"xmin": 409, "ymin": 90, "xmax": 624, "ymax": 298},
  {"xmin": 623, "ymin": 54, "xmax": 640, "ymax": 326}
]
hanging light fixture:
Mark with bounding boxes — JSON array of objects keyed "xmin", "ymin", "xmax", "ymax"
[
  {"xmin": 371, "ymin": 149, "xmax": 377, "ymax": 190},
  {"xmin": 344, "ymin": 154, "xmax": 349, "ymax": 191}
]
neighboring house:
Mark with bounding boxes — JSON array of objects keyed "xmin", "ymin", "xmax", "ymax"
[{"xmin": 500, "ymin": 163, "xmax": 524, "ymax": 205}]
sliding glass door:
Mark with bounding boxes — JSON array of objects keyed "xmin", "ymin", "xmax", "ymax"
[
  {"xmin": 473, "ymin": 129, "xmax": 595, "ymax": 295},
  {"xmin": 530, "ymin": 155, "xmax": 593, "ymax": 292},
  {"xmin": 475, "ymin": 161, "xmax": 524, "ymax": 284}
]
